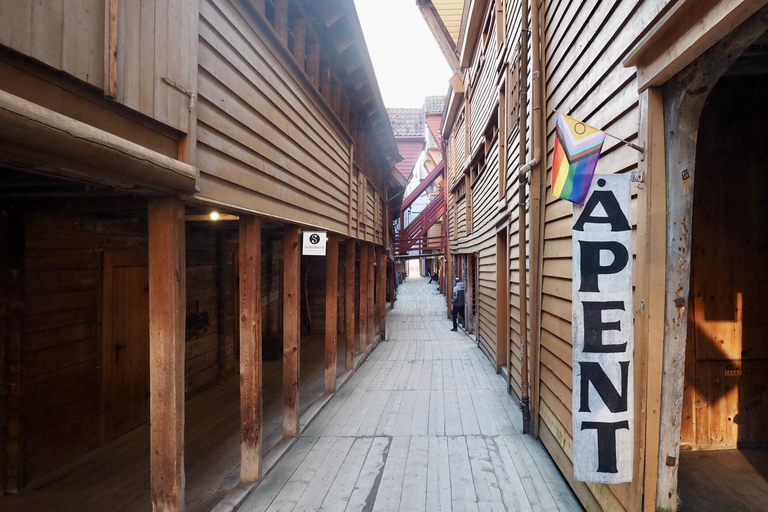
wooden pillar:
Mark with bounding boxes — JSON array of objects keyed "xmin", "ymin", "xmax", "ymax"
[
  {"xmin": 148, "ymin": 197, "xmax": 186, "ymax": 512},
  {"xmin": 389, "ymin": 260, "xmax": 396, "ymax": 310},
  {"xmin": 377, "ymin": 248, "xmax": 387, "ymax": 338},
  {"xmin": 273, "ymin": 0, "xmax": 288, "ymax": 47},
  {"xmin": 366, "ymin": 244, "xmax": 375, "ymax": 349},
  {"xmin": 325, "ymin": 237, "xmax": 339, "ymax": 393},
  {"xmin": 282, "ymin": 227, "xmax": 300, "ymax": 437},
  {"xmin": 358, "ymin": 243, "xmax": 368, "ymax": 353},
  {"xmin": 292, "ymin": 18, "xmax": 306, "ymax": 67},
  {"xmin": 239, "ymin": 216, "xmax": 262, "ymax": 482},
  {"xmin": 344, "ymin": 240, "xmax": 356, "ymax": 370}
]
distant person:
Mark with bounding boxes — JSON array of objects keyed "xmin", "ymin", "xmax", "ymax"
[
  {"xmin": 451, "ymin": 277, "xmax": 465, "ymax": 331},
  {"xmin": 428, "ymin": 270, "xmax": 438, "ymax": 284}
]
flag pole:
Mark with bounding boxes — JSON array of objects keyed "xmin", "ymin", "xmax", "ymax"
[
  {"xmin": 603, "ymin": 132, "xmax": 644, "ymax": 153},
  {"xmin": 553, "ymin": 110, "xmax": 644, "ymax": 153}
]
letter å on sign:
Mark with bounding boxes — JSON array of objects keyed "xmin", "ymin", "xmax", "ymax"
[
  {"xmin": 572, "ymin": 174, "xmax": 633, "ymax": 484},
  {"xmin": 302, "ymin": 231, "xmax": 327, "ymax": 256}
]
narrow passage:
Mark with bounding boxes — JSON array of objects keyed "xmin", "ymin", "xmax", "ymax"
[{"xmin": 240, "ymin": 276, "xmax": 581, "ymax": 511}]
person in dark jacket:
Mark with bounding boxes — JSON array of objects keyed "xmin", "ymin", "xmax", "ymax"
[{"xmin": 451, "ymin": 277, "xmax": 465, "ymax": 331}]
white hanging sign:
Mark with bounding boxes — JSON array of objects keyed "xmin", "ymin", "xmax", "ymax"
[
  {"xmin": 572, "ymin": 174, "xmax": 633, "ymax": 484},
  {"xmin": 302, "ymin": 231, "xmax": 327, "ymax": 256}
]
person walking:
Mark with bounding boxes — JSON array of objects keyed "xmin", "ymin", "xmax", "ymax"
[{"xmin": 451, "ymin": 277, "xmax": 465, "ymax": 331}]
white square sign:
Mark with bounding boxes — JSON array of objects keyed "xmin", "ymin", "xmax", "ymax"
[{"xmin": 302, "ymin": 231, "xmax": 327, "ymax": 256}]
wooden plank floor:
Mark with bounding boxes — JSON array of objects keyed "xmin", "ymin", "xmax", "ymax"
[
  {"xmin": 679, "ymin": 448, "xmax": 768, "ymax": 511},
  {"xmin": 0, "ymin": 335, "xmax": 347, "ymax": 512},
  {"xmin": 240, "ymin": 276, "xmax": 582, "ymax": 512}
]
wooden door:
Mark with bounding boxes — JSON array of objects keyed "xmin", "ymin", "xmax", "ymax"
[{"xmin": 101, "ymin": 252, "xmax": 150, "ymax": 441}]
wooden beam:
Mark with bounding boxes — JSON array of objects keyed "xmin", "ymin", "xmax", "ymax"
[
  {"xmin": 325, "ymin": 236, "xmax": 339, "ymax": 393},
  {"xmin": 273, "ymin": 0, "xmax": 288, "ymax": 47},
  {"xmin": 292, "ymin": 18, "xmax": 306, "ymax": 69},
  {"xmin": 366, "ymin": 244, "xmax": 375, "ymax": 349},
  {"xmin": 104, "ymin": 0, "xmax": 119, "ymax": 98},
  {"xmin": 282, "ymin": 226, "xmax": 300, "ymax": 437},
  {"xmin": 320, "ymin": 64, "xmax": 331, "ymax": 103},
  {"xmin": 239, "ymin": 216, "xmax": 262, "ymax": 482},
  {"xmin": 358, "ymin": 243, "xmax": 369, "ymax": 353},
  {"xmin": 307, "ymin": 44, "xmax": 320, "ymax": 88},
  {"xmin": 148, "ymin": 197, "xmax": 186, "ymax": 512},
  {"xmin": 345, "ymin": 240, "xmax": 356, "ymax": 370}
]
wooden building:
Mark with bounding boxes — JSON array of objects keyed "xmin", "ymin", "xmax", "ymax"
[
  {"xmin": 0, "ymin": 1, "xmax": 403, "ymax": 510},
  {"xmin": 420, "ymin": 0, "xmax": 768, "ymax": 510}
]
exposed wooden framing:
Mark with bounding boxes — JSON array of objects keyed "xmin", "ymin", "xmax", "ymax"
[
  {"xmin": 273, "ymin": 0, "xmax": 288, "ymax": 47},
  {"xmin": 377, "ymin": 247, "xmax": 387, "ymax": 336},
  {"xmin": 344, "ymin": 239, "xmax": 356, "ymax": 370},
  {"xmin": 282, "ymin": 226, "xmax": 300, "ymax": 438},
  {"xmin": 147, "ymin": 197, "xmax": 186, "ymax": 512},
  {"xmin": 366, "ymin": 243, "xmax": 375, "ymax": 348},
  {"xmin": 104, "ymin": 0, "xmax": 118, "ymax": 98},
  {"xmin": 358, "ymin": 243, "xmax": 369, "ymax": 353},
  {"xmin": 324, "ymin": 236, "xmax": 339, "ymax": 393},
  {"xmin": 239, "ymin": 216, "xmax": 262, "ymax": 482},
  {"xmin": 306, "ymin": 43, "xmax": 320, "ymax": 88},
  {"xmin": 292, "ymin": 18, "xmax": 306, "ymax": 68}
]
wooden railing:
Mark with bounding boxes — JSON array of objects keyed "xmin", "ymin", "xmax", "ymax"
[{"xmin": 395, "ymin": 194, "xmax": 445, "ymax": 254}]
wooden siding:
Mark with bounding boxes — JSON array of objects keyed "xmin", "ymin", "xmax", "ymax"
[
  {"xmin": 196, "ymin": 0, "xmax": 352, "ymax": 233},
  {"xmin": 0, "ymin": 0, "xmax": 193, "ymax": 132},
  {"xmin": 537, "ymin": 1, "xmax": 676, "ymax": 510}
]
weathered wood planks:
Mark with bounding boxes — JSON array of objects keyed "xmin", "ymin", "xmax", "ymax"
[
  {"xmin": 239, "ymin": 216, "xmax": 262, "ymax": 482},
  {"xmin": 147, "ymin": 197, "xmax": 186, "ymax": 512}
]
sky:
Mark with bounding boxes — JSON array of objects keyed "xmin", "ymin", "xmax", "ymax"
[{"xmin": 353, "ymin": 0, "xmax": 452, "ymax": 109}]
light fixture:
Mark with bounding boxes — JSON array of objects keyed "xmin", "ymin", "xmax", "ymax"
[{"xmin": 210, "ymin": 211, "xmax": 220, "ymax": 221}]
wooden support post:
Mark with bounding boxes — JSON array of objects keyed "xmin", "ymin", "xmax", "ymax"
[
  {"xmin": 377, "ymin": 248, "xmax": 387, "ymax": 338},
  {"xmin": 325, "ymin": 237, "xmax": 339, "ymax": 393},
  {"xmin": 292, "ymin": 18, "xmax": 306, "ymax": 68},
  {"xmin": 282, "ymin": 226, "xmax": 300, "ymax": 437},
  {"xmin": 358, "ymin": 243, "xmax": 368, "ymax": 353},
  {"xmin": 239, "ymin": 216, "xmax": 262, "ymax": 482},
  {"xmin": 389, "ymin": 260, "xmax": 396, "ymax": 310},
  {"xmin": 307, "ymin": 44, "xmax": 320, "ymax": 88},
  {"xmin": 344, "ymin": 240, "xmax": 356, "ymax": 370},
  {"xmin": 148, "ymin": 197, "xmax": 186, "ymax": 512},
  {"xmin": 366, "ymin": 244, "xmax": 375, "ymax": 349},
  {"xmin": 273, "ymin": 0, "xmax": 288, "ymax": 47}
]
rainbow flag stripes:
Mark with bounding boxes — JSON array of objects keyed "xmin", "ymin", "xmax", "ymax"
[{"xmin": 551, "ymin": 112, "xmax": 606, "ymax": 205}]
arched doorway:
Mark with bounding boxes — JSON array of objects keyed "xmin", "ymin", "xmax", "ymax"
[{"xmin": 657, "ymin": 10, "xmax": 768, "ymax": 510}]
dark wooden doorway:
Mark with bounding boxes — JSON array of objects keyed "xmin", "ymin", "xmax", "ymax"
[
  {"xmin": 678, "ymin": 74, "xmax": 768, "ymax": 511},
  {"xmin": 100, "ymin": 252, "xmax": 150, "ymax": 441}
]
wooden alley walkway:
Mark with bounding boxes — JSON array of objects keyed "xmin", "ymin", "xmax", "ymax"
[{"xmin": 238, "ymin": 276, "xmax": 581, "ymax": 512}]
